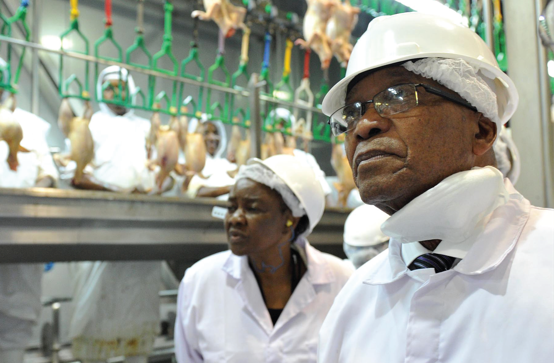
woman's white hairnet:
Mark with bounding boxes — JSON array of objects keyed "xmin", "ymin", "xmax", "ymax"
[
  {"xmin": 403, "ymin": 58, "xmax": 500, "ymax": 128},
  {"xmin": 96, "ymin": 66, "xmax": 137, "ymax": 117},
  {"xmin": 236, "ymin": 163, "xmax": 306, "ymax": 217}
]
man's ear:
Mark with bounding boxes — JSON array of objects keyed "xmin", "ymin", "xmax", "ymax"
[{"xmin": 473, "ymin": 113, "xmax": 497, "ymax": 157}]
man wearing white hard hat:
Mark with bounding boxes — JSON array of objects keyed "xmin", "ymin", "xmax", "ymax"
[
  {"xmin": 318, "ymin": 13, "xmax": 554, "ymax": 362},
  {"xmin": 343, "ymin": 204, "xmax": 389, "ymax": 269},
  {"xmin": 174, "ymin": 155, "xmax": 353, "ymax": 362}
]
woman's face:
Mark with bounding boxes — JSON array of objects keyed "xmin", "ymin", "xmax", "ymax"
[{"xmin": 225, "ymin": 178, "xmax": 291, "ymax": 256}]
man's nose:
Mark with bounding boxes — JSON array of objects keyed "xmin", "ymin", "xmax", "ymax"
[{"xmin": 352, "ymin": 111, "xmax": 392, "ymax": 140}]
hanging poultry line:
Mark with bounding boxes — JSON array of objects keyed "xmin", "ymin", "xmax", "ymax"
[
  {"xmin": 125, "ymin": 0, "xmax": 153, "ymax": 111},
  {"xmin": 0, "ymin": 0, "xmax": 30, "ymax": 95},
  {"xmin": 180, "ymin": 6, "xmax": 205, "ymax": 120},
  {"xmin": 58, "ymin": 0, "xmax": 90, "ymax": 101},
  {"xmin": 230, "ymin": 20, "xmax": 252, "ymax": 128},
  {"xmin": 205, "ymin": 30, "xmax": 231, "ymax": 123},
  {"xmin": 95, "ymin": 0, "xmax": 126, "ymax": 107},
  {"xmin": 151, "ymin": 0, "xmax": 179, "ymax": 116}
]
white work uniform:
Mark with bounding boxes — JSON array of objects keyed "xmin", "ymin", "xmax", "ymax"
[
  {"xmin": 318, "ymin": 180, "xmax": 554, "ymax": 362},
  {"xmin": 68, "ymin": 66, "xmax": 161, "ymax": 363},
  {"xmin": 175, "ymin": 239, "xmax": 354, "ymax": 363},
  {"xmin": 0, "ymin": 108, "xmax": 58, "ymax": 361},
  {"xmin": 187, "ymin": 119, "xmax": 237, "ymax": 199}
]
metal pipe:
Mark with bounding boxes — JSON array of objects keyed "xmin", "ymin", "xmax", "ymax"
[
  {"xmin": 536, "ymin": 0, "xmax": 554, "ymax": 207},
  {"xmin": 0, "ymin": 35, "xmax": 326, "ymax": 115},
  {"xmin": 248, "ymin": 73, "xmax": 262, "ymax": 159},
  {"xmin": 482, "ymin": 0, "xmax": 494, "ymax": 51},
  {"xmin": 31, "ymin": 0, "xmax": 40, "ymax": 114}
]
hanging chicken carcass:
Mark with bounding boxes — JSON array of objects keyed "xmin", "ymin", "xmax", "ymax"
[
  {"xmin": 154, "ymin": 126, "xmax": 180, "ymax": 190},
  {"xmin": 0, "ymin": 94, "xmax": 27, "ymax": 171},
  {"xmin": 192, "ymin": 0, "xmax": 247, "ymax": 38},
  {"xmin": 331, "ymin": 135, "xmax": 356, "ymax": 208},
  {"xmin": 325, "ymin": 0, "xmax": 359, "ymax": 65},
  {"xmin": 296, "ymin": 0, "xmax": 336, "ymax": 69},
  {"xmin": 57, "ymin": 99, "xmax": 94, "ymax": 184}
]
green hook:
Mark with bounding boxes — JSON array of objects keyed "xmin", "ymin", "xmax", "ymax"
[
  {"xmin": 59, "ymin": 18, "xmax": 91, "ymax": 100},
  {"xmin": 0, "ymin": 1, "xmax": 30, "ymax": 94}
]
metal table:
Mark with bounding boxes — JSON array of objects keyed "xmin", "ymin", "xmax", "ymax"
[{"xmin": 0, "ymin": 188, "xmax": 349, "ymax": 263}]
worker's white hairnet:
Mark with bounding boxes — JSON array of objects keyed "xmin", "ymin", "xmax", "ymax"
[
  {"xmin": 188, "ymin": 116, "xmax": 228, "ymax": 159},
  {"xmin": 493, "ymin": 126, "xmax": 520, "ymax": 184},
  {"xmin": 236, "ymin": 163, "xmax": 306, "ymax": 218},
  {"xmin": 403, "ymin": 58, "xmax": 500, "ymax": 128},
  {"xmin": 96, "ymin": 66, "xmax": 137, "ymax": 117}
]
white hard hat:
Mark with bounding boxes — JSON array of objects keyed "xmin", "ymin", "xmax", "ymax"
[
  {"xmin": 344, "ymin": 204, "xmax": 390, "ymax": 247},
  {"xmin": 247, "ymin": 155, "xmax": 325, "ymax": 236},
  {"xmin": 322, "ymin": 12, "xmax": 519, "ymax": 127}
]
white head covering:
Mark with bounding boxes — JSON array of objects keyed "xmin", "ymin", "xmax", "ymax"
[
  {"xmin": 96, "ymin": 66, "xmax": 137, "ymax": 117},
  {"xmin": 343, "ymin": 204, "xmax": 390, "ymax": 268},
  {"xmin": 236, "ymin": 162, "xmax": 305, "ymax": 218},
  {"xmin": 403, "ymin": 58, "xmax": 501, "ymax": 131},
  {"xmin": 493, "ymin": 126, "xmax": 520, "ymax": 184}
]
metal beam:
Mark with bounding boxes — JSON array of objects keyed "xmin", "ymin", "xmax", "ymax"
[{"xmin": 0, "ymin": 188, "xmax": 348, "ymax": 263}]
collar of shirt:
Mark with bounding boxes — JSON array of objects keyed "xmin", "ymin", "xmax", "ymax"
[
  {"xmin": 221, "ymin": 238, "xmax": 336, "ymax": 285},
  {"xmin": 363, "ymin": 179, "xmax": 531, "ymax": 286}
]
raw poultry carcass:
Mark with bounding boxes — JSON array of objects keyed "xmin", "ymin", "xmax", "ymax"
[
  {"xmin": 235, "ymin": 131, "xmax": 251, "ymax": 168},
  {"xmin": 154, "ymin": 126, "xmax": 180, "ymax": 190},
  {"xmin": 226, "ymin": 124, "xmax": 242, "ymax": 163},
  {"xmin": 146, "ymin": 109, "xmax": 161, "ymax": 159},
  {"xmin": 181, "ymin": 122, "xmax": 207, "ymax": 192},
  {"xmin": 296, "ymin": 0, "xmax": 336, "ymax": 69},
  {"xmin": 170, "ymin": 107, "xmax": 189, "ymax": 154},
  {"xmin": 331, "ymin": 135, "xmax": 356, "ymax": 208},
  {"xmin": 261, "ymin": 132, "xmax": 276, "ymax": 160},
  {"xmin": 293, "ymin": 118, "xmax": 313, "ymax": 152},
  {"xmin": 0, "ymin": 94, "xmax": 27, "ymax": 171},
  {"xmin": 326, "ymin": 0, "xmax": 359, "ymax": 65},
  {"xmin": 192, "ymin": 0, "xmax": 246, "ymax": 38},
  {"xmin": 57, "ymin": 99, "xmax": 94, "ymax": 184}
]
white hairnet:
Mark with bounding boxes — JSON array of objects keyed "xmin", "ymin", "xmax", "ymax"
[
  {"xmin": 96, "ymin": 66, "xmax": 137, "ymax": 117},
  {"xmin": 236, "ymin": 163, "xmax": 306, "ymax": 217},
  {"xmin": 403, "ymin": 58, "xmax": 500, "ymax": 127},
  {"xmin": 493, "ymin": 126, "xmax": 520, "ymax": 184}
]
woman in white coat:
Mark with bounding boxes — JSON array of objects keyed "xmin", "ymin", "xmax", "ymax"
[{"xmin": 175, "ymin": 155, "xmax": 354, "ymax": 363}]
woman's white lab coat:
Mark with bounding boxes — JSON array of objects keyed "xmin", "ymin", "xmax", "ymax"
[{"xmin": 174, "ymin": 239, "xmax": 354, "ymax": 363}]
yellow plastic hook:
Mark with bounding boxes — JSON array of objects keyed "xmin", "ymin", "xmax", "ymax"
[
  {"xmin": 240, "ymin": 26, "xmax": 251, "ymax": 64},
  {"xmin": 283, "ymin": 38, "xmax": 293, "ymax": 78},
  {"xmin": 70, "ymin": 0, "xmax": 80, "ymax": 20}
]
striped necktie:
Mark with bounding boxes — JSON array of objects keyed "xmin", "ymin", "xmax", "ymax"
[{"xmin": 408, "ymin": 253, "xmax": 456, "ymax": 273}]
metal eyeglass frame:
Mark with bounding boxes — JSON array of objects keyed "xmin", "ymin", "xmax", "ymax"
[{"xmin": 328, "ymin": 83, "xmax": 478, "ymax": 135}]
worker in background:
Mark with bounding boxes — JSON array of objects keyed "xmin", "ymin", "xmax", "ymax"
[
  {"xmin": 175, "ymin": 155, "xmax": 354, "ymax": 362},
  {"xmin": 318, "ymin": 13, "xmax": 553, "ymax": 362},
  {"xmin": 0, "ymin": 58, "xmax": 59, "ymax": 362},
  {"xmin": 186, "ymin": 118, "xmax": 236, "ymax": 198},
  {"xmin": 67, "ymin": 66, "xmax": 161, "ymax": 363},
  {"xmin": 343, "ymin": 204, "xmax": 389, "ymax": 269}
]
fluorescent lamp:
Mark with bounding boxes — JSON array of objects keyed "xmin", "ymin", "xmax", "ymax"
[
  {"xmin": 394, "ymin": 0, "xmax": 469, "ymax": 27},
  {"xmin": 40, "ymin": 35, "xmax": 73, "ymax": 50}
]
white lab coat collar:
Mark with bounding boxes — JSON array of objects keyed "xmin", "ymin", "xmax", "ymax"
[
  {"xmin": 363, "ymin": 179, "xmax": 530, "ymax": 285},
  {"xmin": 221, "ymin": 238, "xmax": 336, "ymax": 335}
]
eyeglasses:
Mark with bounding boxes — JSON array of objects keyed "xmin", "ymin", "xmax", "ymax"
[{"xmin": 328, "ymin": 83, "xmax": 478, "ymax": 136}]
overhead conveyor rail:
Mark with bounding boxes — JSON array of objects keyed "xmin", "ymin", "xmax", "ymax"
[{"xmin": 0, "ymin": 188, "xmax": 349, "ymax": 263}]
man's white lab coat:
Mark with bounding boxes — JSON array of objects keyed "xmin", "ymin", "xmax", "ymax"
[
  {"xmin": 318, "ymin": 180, "xmax": 554, "ymax": 362},
  {"xmin": 175, "ymin": 239, "xmax": 354, "ymax": 363}
]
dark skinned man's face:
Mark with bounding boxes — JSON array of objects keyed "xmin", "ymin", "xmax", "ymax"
[{"xmin": 344, "ymin": 66, "xmax": 497, "ymax": 215}]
